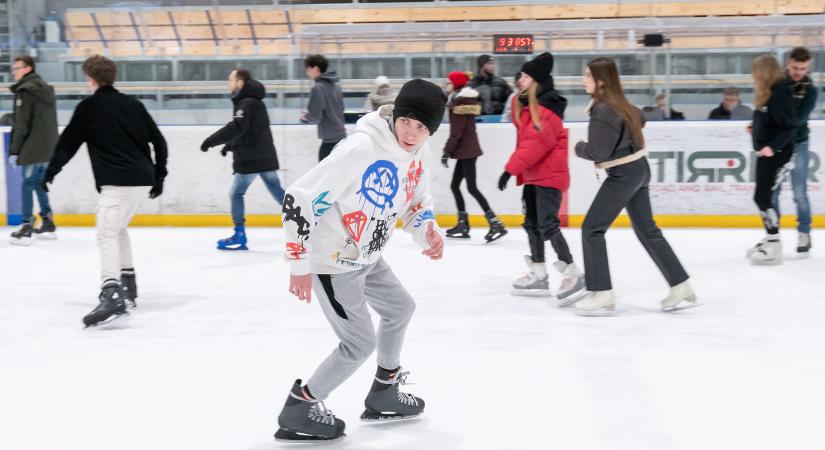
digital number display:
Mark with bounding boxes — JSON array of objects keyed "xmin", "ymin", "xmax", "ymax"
[{"xmin": 493, "ymin": 34, "xmax": 534, "ymax": 54}]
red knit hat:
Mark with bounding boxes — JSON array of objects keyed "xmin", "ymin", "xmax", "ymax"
[{"xmin": 448, "ymin": 71, "xmax": 469, "ymax": 89}]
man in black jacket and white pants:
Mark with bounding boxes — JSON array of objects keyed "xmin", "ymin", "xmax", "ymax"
[
  {"xmin": 201, "ymin": 69, "xmax": 284, "ymax": 251},
  {"xmin": 44, "ymin": 55, "xmax": 168, "ymax": 327}
]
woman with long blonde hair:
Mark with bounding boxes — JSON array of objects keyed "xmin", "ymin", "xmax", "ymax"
[
  {"xmin": 498, "ymin": 52, "xmax": 584, "ymax": 301},
  {"xmin": 573, "ymin": 57, "xmax": 696, "ymax": 316},
  {"xmin": 746, "ymin": 53, "xmax": 796, "ymax": 265}
]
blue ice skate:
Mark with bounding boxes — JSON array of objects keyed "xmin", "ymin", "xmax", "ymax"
[{"xmin": 217, "ymin": 226, "xmax": 248, "ymax": 251}]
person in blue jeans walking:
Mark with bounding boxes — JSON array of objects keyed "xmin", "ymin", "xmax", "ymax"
[
  {"xmin": 8, "ymin": 55, "xmax": 59, "ymax": 245},
  {"xmin": 201, "ymin": 68, "xmax": 284, "ymax": 250},
  {"xmin": 771, "ymin": 47, "xmax": 818, "ymax": 256}
]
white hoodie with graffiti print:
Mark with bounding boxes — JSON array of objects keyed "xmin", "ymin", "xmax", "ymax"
[{"xmin": 283, "ymin": 106, "xmax": 442, "ymax": 276}]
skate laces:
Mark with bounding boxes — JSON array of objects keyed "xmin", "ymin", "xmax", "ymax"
[
  {"xmin": 307, "ymin": 400, "xmax": 337, "ymax": 426},
  {"xmin": 376, "ymin": 370, "xmax": 419, "ymax": 407}
]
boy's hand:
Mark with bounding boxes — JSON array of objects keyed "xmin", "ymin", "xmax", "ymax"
[
  {"xmin": 758, "ymin": 146, "xmax": 774, "ymax": 158},
  {"xmin": 289, "ymin": 274, "xmax": 313, "ymax": 303},
  {"xmin": 422, "ymin": 222, "xmax": 444, "ymax": 260}
]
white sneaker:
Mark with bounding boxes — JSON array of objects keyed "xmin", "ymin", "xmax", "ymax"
[
  {"xmin": 512, "ymin": 256, "xmax": 552, "ymax": 297},
  {"xmin": 574, "ymin": 290, "xmax": 616, "ymax": 316},
  {"xmin": 661, "ymin": 280, "xmax": 701, "ymax": 312},
  {"xmin": 748, "ymin": 236, "xmax": 783, "ymax": 265},
  {"xmin": 553, "ymin": 261, "xmax": 586, "ymax": 306}
]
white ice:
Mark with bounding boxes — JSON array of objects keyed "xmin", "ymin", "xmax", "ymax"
[{"xmin": 1, "ymin": 227, "xmax": 823, "ymax": 450}]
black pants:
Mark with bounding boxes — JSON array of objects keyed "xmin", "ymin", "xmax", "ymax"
[
  {"xmin": 582, "ymin": 157, "xmax": 688, "ymax": 291},
  {"xmin": 319, "ymin": 140, "xmax": 342, "ymax": 162},
  {"xmin": 754, "ymin": 148, "xmax": 793, "ymax": 235},
  {"xmin": 522, "ymin": 185, "xmax": 573, "ymax": 264},
  {"xmin": 450, "ymin": 158, "xmax": 492, "ymax": 213}
]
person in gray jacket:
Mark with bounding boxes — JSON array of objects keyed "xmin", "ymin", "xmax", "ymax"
[
  {"xmin": 708, "ymin": 87, "xmax": 752, "ymax": 120},
  {"xmin": 572, "ymin": 57, "xmax": 697, "ymax": 316},
  {"xmin": 300, "ymin": 55, "xmax": 347, "ymax": 162},
  {"xmin": 8, "ymin": 55, "xmax": 59, "ymax": 245}
]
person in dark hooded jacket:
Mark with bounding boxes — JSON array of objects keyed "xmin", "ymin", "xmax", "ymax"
[
  {"xmin": 8, "ymin": 56, "xmax": 59, "ymax": 244},
  {"xmin": 301, "ymin": 55, "xmax": 347, "ymax": 161},
  {"xmin": 498, "ymin": 52, "xmax": 584, "ymax": 302},
  {"xmin": 470, "ymin": 55, "xmax": 513, "ymax": 116},
  {"xmin": 201, "ymin": 69, "xmax": 284, "ymax": 251}
]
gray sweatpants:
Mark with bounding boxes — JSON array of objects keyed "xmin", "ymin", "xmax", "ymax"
[{"xmin": 306, "ymin": 257, "xmax": 416, "ymax": 400}]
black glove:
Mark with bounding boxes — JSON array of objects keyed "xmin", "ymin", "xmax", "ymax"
[
  {"xmin": 498, "ymin": 171, "xmax": 511, "ymax": 191},
  {"xmin": 41, "ymin": 174, "xmax": 54, "ymax": 192},
  {"xmin": 200, "ymin": 141, "xmax": 210, "ymax": 152},
  {"xmin": 220, "ymin": 147, "xmax": 229, "ymax": 157},
  {"xmin": 149, "ymin": 177, "xmax": 164, "ymax": 199},
  {"xmin": 441, "ymin": 154, "xmax": 449, "ymax": 168}
]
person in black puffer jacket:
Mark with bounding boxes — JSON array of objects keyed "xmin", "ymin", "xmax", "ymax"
[
  {"xmin": 201, "ymin": 69, "xmax": 284, "ymax": 251},
  {"xmin": 746, "ymin": 54, "xmax": 797, "ymax": 265}
]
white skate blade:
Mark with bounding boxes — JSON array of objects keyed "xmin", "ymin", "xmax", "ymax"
[
  {"xmin": 9, "ymin": 237, "xmax": 33, "ymax": 246},
  {"xmin": 86, "ymin": 312, "xmax": 131, "ymax": 330},
  {"xmin": 34, "ymin": 232, "xmax": 57, "ymax": 240},
  {"xmin": 662, "ymin": 295, "xmax": 702, "ymax": 313},
  {"xmin": 510, "ymin": 288, "xmax": 554, "ymax": 298},
  {"xmin": 557, "ymin": 286, "xmax": 587, "ymax": 307},
  {"xmin": 575, "ymin": 307, "xmax": 616, "ymax": 317},
  {"xmin": 795, "ymin": 251, "xmax": 810, "ymax": 259},
  {"xmin": 750, "ymin": 257, "xmax": 783, "ymax": 266}
]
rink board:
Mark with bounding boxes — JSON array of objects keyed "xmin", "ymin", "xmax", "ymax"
[{"xmin": 1, "ymin": 121, "xmax": 822, "ymax": 227}]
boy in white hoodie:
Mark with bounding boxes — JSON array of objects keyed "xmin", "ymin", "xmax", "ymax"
[{"xmin": 275, "ymin": 79, "xmax": 447, "ymax": 442}]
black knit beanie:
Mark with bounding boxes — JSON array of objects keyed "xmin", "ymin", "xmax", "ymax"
[
  {"xmin": 521, "ymin": 52, "xmax": 554, "ymax": 84},
  {"xmin": 477, "ymin": 54, "xmax": 493, "ymax": 69},
  {"xmin": 392, "ymin": 78, "xmax": 447, "ymax": 135}
]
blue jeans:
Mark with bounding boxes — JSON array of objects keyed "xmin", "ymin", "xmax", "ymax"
[
  {"xmin": 21, "ymin": 163, "xmax": 52, "ymax": 224},
  {"xmin": 230, "ymin": 170, "xmax": 285, "ymax": 226},
  {"xmin": 772, "ymin": 140, "xmax": 811, "ymax": 233}
]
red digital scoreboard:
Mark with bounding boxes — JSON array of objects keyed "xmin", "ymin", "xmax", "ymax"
[{"xmin": 493, "ymin": 35, "xmax": 534, "ymax": 54}]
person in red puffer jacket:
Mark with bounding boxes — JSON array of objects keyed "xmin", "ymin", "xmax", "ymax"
[{"xmin": 498, "ymin": 52, "xmax": 584, "ymax": 303}]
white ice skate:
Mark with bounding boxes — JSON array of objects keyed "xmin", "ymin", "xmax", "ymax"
[
  {"xmin": 511, "ymin": 256, "xmax": 553, "ymax": 297},
  {"xmin": 661, "ymin": 281, "xmax": 701, "ymax": 312},
  {"xmin": 797, "ymin": 232, "xmax": 811, "ymax": 258},
  {"xmin": 748, "ymin": 236, "xmax": 782, "ymax": 265},
  {"xmin": 746, "ymin": 236, "xmax": 772, "ymax": 258},
  {"xmin": 574, "ymin": 290, "xmax": 616, "ymax": 316},
  {"xmin": 553, "ymin": 261, "xmax": 586, "ymax": 306}
]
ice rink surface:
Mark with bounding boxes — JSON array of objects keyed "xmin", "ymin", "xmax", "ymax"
[{"xmin": 1, "ymin": 226, "xmax": 823, "ymax": 450}]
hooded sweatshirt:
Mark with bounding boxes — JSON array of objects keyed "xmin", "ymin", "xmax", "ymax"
[
  {"xmin": 201, "ymin": 78, "xmax": 279, "ymax": 174},
  {"xmin": 9, "ymin": 72, "xmax": 59, "ymax": 165},
  {"xmin": 283, "ymin": 105, "xmax": 441, "ymax": 276},
  {"xmin": 306, "ymin": 71, "xmax": 347, "ymax": 143}
]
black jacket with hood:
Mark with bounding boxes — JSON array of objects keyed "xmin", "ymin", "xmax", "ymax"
[
  {"xmin": 202, "ymin": 78, "xmax": 279, "ymax": 174},
  {"xmin": 9, "ymin": 72, "xmax": 59, "ymax": 165},
  {"xmin": 46, "ymin": 85, "xmax": 167, "ymax": 190},
  {"xmin": 470, "ymin": 71, "xmax": 513, "ymax": 115},
  {"xmin": 751, "ymin": 80, "xmax": 796, "ymax": 153}
]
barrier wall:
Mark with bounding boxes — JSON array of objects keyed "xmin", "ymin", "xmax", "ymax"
[{"xmin": 1, "ymin": 121, "xmax": 823, "ymax": 228}]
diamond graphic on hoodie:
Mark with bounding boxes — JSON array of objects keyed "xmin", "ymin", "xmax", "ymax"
[{"xmin": 358, "ymin": 160, "xmax": 399, "ymax": 211}]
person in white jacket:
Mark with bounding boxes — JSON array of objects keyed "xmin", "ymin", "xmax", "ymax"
[{"xmin": 274, "ymin": 79, "xmax": 447, "ymax": 443}]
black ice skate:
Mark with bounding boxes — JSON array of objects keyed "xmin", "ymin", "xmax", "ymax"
[
  {"xmin": 83, "ymin": 280, "xmax": 130, "ymax": 328},
  {"xmin": 33, "ymin": 213, "xmax": 57, "ymax": 240},
  {"xmin": 120, "ymin": 268, "xmax": 138, "ymax": 308},
  {"xmin": 361, "ymin": 367, "xmax": 425, "ymax": 422},
  {"xmin": 483, "ymin": 211, "xmax": 507, "ymax": 243},
  {"xmin": 10, "ymin": 222, "xmax": 33, "ymax": 246},
  {"xmin": 445, "ymin": 212, "xmax": 470, "ymax": 239},
  {"xmin": 275, "ymin": 380, "xmax": 345, "ymax": 442}
]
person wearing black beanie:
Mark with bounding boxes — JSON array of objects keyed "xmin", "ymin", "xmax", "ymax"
[
  {"xmin": 520, "ymin": 52, "xmax": 554, "ymax": 85},
  {"xmin": 274, "ymin": 78, "xmax": 446, "ymax": 442},
  {"xmin": 470, "ymin": 54, "xmax": 513, "ymax": 115},
  {"xmin": 392, "ymin": 78, "xmax": 447, "ymax": 136}
]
